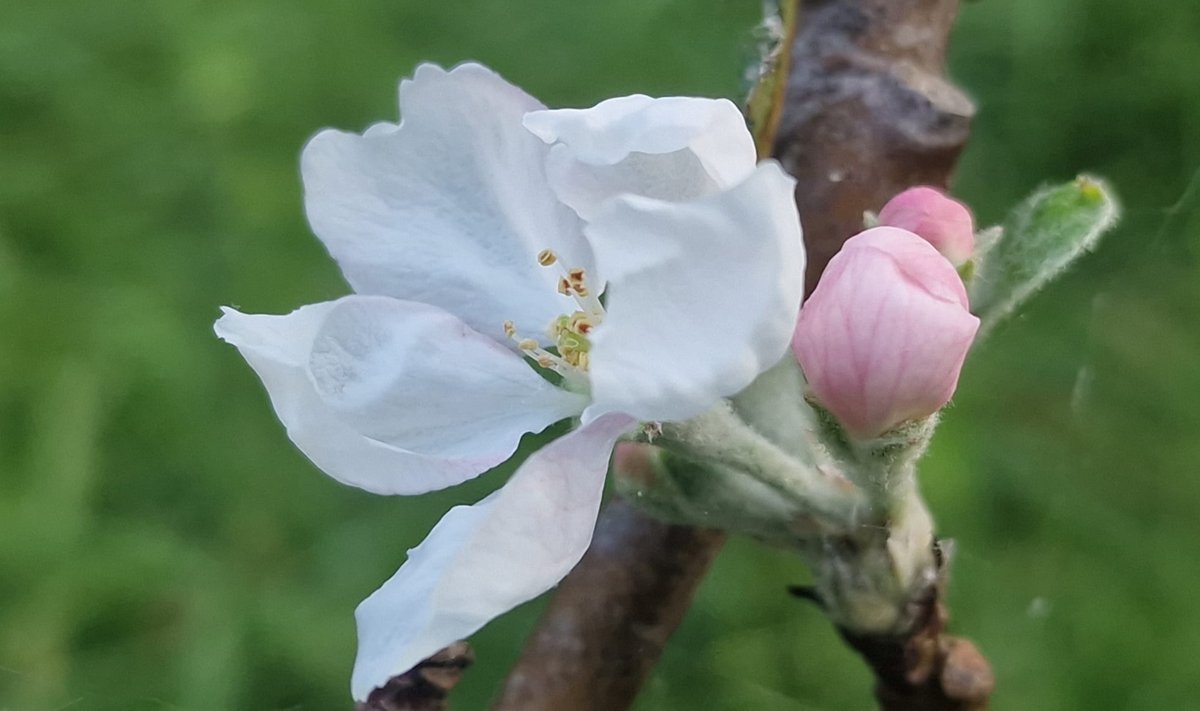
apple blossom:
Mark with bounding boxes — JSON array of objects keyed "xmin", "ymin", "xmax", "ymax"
[
  {"xmin": 215, "ymin": 62, "xmax": 805, "ymax": 700},
  {"xmin": 792, "ymin": 226, "xmax": 979, "ymax": 440},
  {"xmin": 878, "ymin": 186, "xmax": 975, "ymax": 266}
]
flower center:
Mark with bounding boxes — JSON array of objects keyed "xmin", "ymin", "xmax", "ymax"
[{"xmin": 502, "ymin": 249, "xmax": 606, "ymax": 389}]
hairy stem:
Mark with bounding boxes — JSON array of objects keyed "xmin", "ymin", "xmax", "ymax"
[{"xmin": 657, "ymin": 404, "xmax": 867, "ymax": 527}]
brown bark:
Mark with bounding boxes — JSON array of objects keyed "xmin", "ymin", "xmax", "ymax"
[
  {"xmin": 777, "ymin": 0, "xmax": 975, "ymax": 294},
  {"xmin": 356, "ymin": 642, "xmax": 475, "ymax": 711},
  {"xmin": 835, "ymin": 581, "xmax": 995, "ymax": 711},
  {"xmin": 488, "ymin": 498, "xmax": 726, "ymax": 711}
]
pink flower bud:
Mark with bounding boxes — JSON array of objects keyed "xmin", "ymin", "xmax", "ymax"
[
  {"xmin": 792, "ymin": 227, "xmax": 980, "ymax": 439},
  {"xmin": 878, "ymin": 186, "xmax": 975, "ymax": 266}
]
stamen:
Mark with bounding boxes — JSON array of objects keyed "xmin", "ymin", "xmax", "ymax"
[
  {"xmin": 509, "ymin": 328, "xmax": 570, "ymax": 374},
  {"xmin": 565, "ymin": 268, "xmax": 593, "ymax": 297},
  {"xmin": 503, "ymin": 248, "xmax": 611, "ymax": 386},
  {"xmin": 571, "ymin": 313, "xmax": 594, "ymax": 335},
  {"xmin": 561, "ymin": 267, "xmax": 604, "ymax": 319},
  {"xmin": 535, "ymin": 250, "xmax": 606, "ymax": 320}
]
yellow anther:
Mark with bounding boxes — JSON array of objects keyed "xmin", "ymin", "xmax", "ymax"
[
  {"xmin": 557, "ymin": 277, "xmax": 572, "ymax": 295},
  {"xmin": 570, "ymin": 313, "xmax": 594, "ymax": 335},
  {"xmin": 503, "ymin": 320, "xmax": 516, "ymax": 338},
  {"xmin": 536, "ymin": 354, "xmax": 555, "ymax": 368},
  {"xmin": 573, "ymin": 284, "xmax": 590, "ymax": 297},
  {"xmin": 537, "ymin": 249, "xmax": 558, "ymax": 266},
  {"xmin": 517, "ymin": 339, "xmax": 539, "ymax": 351},
  {"xmin": 567, "ymin": 267, "xmax": 587, "ymax": 283}
]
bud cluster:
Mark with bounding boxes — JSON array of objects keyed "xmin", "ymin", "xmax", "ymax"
[
  {"xmin": 619, "ymin": 181, "xmax": 1116, "ymax": 635},
  {"xmin": 793, "ymin": 188, "xmax": 980, "ymax": 441}
]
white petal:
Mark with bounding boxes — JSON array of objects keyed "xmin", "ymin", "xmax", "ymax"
[
  {"xmin": 215, "ymin": 296, "xmax": 585, "ymax": 495},
  {"xmin": 523, "ymin": 95, "xmax": 756, "ymax": 219},
  {"xmin": 584, "ymin": 161, "xmax": 805, "ymax": 423},
  {"xmin": 302, "ymin": 63, "xmax": 591, "ymax": 342},
  {"xmin": 350, "ymin": 412, "xmax": 636, "ymax": 701}
]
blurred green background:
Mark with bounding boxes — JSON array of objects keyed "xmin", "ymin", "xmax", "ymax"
[{"xmin": 2, "ymin": 0, "xmax": 1198, "ymax": 708}]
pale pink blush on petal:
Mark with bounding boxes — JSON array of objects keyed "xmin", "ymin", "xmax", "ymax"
[
  {"xmin": 792, "ymin": 227, "xmax": 979, "ymax": 438},
  {"xmin": 350, "ymin": 412, "xmax": 636, "ymax": 701},
  {"xmin": 878, "ymin": 186, "xmax": 975, "ymax": 266}
]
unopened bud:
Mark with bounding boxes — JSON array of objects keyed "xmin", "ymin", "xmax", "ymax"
[
  {"xmin": 792, "ymin": 227, "xmax": 980, "ymax": 439},
  {"xmin": 878, "ymin": 186, "xmax": 975, "ymax": 266}
]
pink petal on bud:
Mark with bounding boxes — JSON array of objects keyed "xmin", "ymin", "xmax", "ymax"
[
  {"xmin": 878, "ymin": 186, "xmax": 975, "ymax": 266},
  {"xmin": 792, "ymin": 227, "xmax": 980, "ymax": 439}
]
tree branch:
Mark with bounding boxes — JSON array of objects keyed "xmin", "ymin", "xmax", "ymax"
[
  {"xmin": 356, "ymin": 642, "xmax": 475, "ymax": 711},
  {"xmin": 779, "ymin": 0, "xmax": 974, "ymax": 294},
  {"xmin": 489, "ymin": 497, "xmax": 725, "ymax": 711},
  {"xmin": 836, "ymin": 587, "xmax": 995, "ymax": 711}
]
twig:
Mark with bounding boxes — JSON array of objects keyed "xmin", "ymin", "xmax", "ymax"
[
  {"xmin": 488, "ymin": 498, "xmax": 725, "ymax": 711},
  {"xmin": 356, "ymin": 642, "xmax": 474, "ymax": 711},
  {"xmin": 837, "ymin": 589, "xmax": 995, "ymax": 711},
  {"xmin": 778, "ymin": 0, "xmax": 974, "ymax": 294}
]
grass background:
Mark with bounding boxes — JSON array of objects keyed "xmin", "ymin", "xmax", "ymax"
[{"xmin": 2, "ymin": 1, "xmax": 1199, "ymax": 708}]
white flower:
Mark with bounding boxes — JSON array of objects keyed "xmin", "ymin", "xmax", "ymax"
[{"xmin": 214, "ymin": 62, "xmax": 804, "ymax": 701}]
